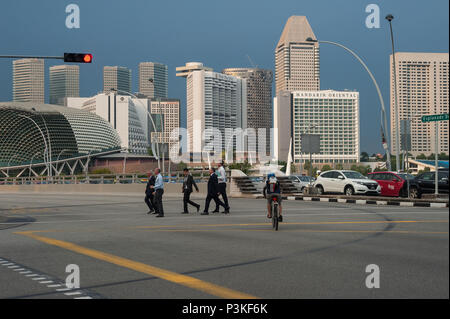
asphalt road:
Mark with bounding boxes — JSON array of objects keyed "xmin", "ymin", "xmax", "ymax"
[{"xmin": 0, "ymin": 192, "xmax": 448, "ymax": 299}]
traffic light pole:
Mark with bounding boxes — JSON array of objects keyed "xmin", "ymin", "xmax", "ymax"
[{"xmin": 0, "ymin": 55, "xmax": 64, "ymax": 60}]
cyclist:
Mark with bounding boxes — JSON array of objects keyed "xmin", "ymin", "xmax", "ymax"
[{"xmin": 263, "ymin": 173, "xmax": 283, "ymax": 222}]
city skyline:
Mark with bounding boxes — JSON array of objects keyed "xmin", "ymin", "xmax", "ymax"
[{"xmin": 0, "ymin": 0, "xmax": 448, "ymax": 154}]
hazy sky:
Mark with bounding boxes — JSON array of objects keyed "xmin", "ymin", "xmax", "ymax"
[{"xmin": 0, "ymin": 0, "xmax": 448, "ymax": 154}]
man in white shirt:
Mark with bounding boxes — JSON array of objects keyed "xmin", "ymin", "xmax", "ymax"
[
  {"xmin": 151, "ymin": 168, "xmax": 164, "ymax": 217},
  {"xmin": 214, "ymin": 162, "xmax": 230, "ymax": 214}
]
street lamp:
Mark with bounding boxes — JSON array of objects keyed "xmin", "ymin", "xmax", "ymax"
[
  {"xmin": 56, "ymin": 149, "xmax": 71, "ymax": 177},
  {"xmin": 29, "ymin": 152, "xmax": 42, "ymax": 179},
  {"xmin": 385, "ymin": 14, "xmax": 401, "ymax": 172},
  {"xmin": 7, "ymin": 154, "xmax": 20, "ymax": 177},
  {"xmin": 17, "ymin": 114, "xmax": 50, "ymax": 177},
  {"xmin": 148, "ymin": 78, "xmax": 166, "ymax": 175},
  {"xmin": 109, "ymin": 88, "xmax": 162, "ymax": 168},
  {"xmin": 306, "ymin": 37, "xmax": 392, "ymax": 171},
  {"xmin": 31, "ymin": 107, "xmax": 52, "ymax": 177}
]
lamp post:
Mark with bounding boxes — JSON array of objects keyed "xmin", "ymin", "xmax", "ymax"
[
  {"xmin": 109, "ymin": 88, "xmax": 161, "ymax": 168},
  {"xmin": 385, "ymin": 14, "xmax": 401, "ymax": 172},
  {"xmin": 306, "ymin": 38, "xmax": 392, "ymax": 171},
  {"xmin": 31, "ymin": 107, "xmax": 52, "ymax": 178},
  {"xmin": 29, "ymin": 152, "xmax": 42, "ymax": 179},
  {"xmin": 17, "ymin": 114, "xmax": 50, "ymax": 177},
  {"xmin": 7, "ymin": 154, "xmax": 20, "ymax": 177},
  {"xmin": 56, "ymin": 149, "xmax": 71, "ymax": 177},
  {"xmin": 148, "ymin": 78, "xmax": 166, "ymax": 175}
]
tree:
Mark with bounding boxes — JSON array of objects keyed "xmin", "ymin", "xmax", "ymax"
[
  {"xmin": 416, "ymin": 153, "xmax": 427, "ymax": 160},
  {"xmin": 360, "ymin": 152, "xmax": 369, "ymax": 162},
  {"xmin": 335, "ymin": 163, "xmax": 344, "ymax": 170},
  {"xmin": 229, "ymin": 160, "xmax": 252, "ymax": 175},
  {"xmin": 350, "ymin": 164, "xmax": 372, "ymax": 176},
  {"xmin": 439, "ymin": 153, "xmax": 449, "ymax": 160},
  {"xmin": 321, "ymin": 164, "xmax": 332, "ymax": 172},
  {"xmin": 177, "ymin": 161, "xmax": 188, "ymax": 171}
]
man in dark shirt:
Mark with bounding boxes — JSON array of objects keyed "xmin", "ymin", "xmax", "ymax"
[
  {"xmin": 145, "ymin": 170, "xmax": 156, "ymax": 214},
  {"xmin": 182, "ymin": 168, "xmax": 200, "ymax": 214},
  {"xmin": 201, "ymin": 168, "xmax": 226, "ymax": 215}
]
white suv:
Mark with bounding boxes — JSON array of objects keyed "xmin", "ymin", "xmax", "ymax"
[{"xmin": 313, "ymin": 170, "xmax": 380, "ymax": 196}]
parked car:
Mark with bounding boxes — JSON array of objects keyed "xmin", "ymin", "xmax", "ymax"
[
  {"xmin": 368, "ymin": 172, "xmax": 419, "ymax": 198},
  {"xmin": 288, "ymin": 175, "xmax": 315, "ymax": 192},
  {"xmin": 412, "ymin": 170, "xmax": 449, "ymax": 197},
  {"xmin": 314, "ymin": 170, "xmax": 380, "ymax": 196}
]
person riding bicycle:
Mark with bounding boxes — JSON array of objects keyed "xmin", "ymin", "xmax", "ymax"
[{"xmin": 263, "ymin": 173, "xmax": 283, "ymax": 222}]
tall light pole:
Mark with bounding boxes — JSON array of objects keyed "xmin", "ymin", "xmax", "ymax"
[
  {"xmin": 31, "ymin": 107, "xmax": 52, "ymax": 177},
  {"xmin": 17, "ymin": 114, "xmax": 50, "ymax": 176},
  {"xmin": 29, "ymin": 152, "xmax": 42, "ymax": 179},
  {"xmin": 386, "ymin": 14, "xmax": 401, "ymax": 172},
  {"xmin": 306, "ymin": 38, "xmax": 392, "ymax": 171},
  {"xmin": 56, "ymin": 149, "xmax": 71, "ymax": 176},
  {"xmin": 7, "ymin": 154, "xmax": 20, "ymax": 177},
  {"xmin": 109, "ymin": 88, "xmax": 161, "ymax": 168}
]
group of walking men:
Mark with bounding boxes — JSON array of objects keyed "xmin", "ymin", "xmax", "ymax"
[{"xmin": 144, "ymin": 162, "xmax": 230, "ymax": 217}]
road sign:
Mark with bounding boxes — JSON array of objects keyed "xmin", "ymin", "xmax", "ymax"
[
  {"xmin": 301, "ymin": 134, "xmax": 320, "ymax": 154},
  {"xmin": 421, "ymin": 114, "xmax": 449, "ymax": 123}
]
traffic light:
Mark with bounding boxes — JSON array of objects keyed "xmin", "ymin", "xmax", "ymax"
[{"xmin": 64, "ymin": 53, "xmax": 93, "ymax": 63}]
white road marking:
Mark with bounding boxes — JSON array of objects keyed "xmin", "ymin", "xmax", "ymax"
[
  {"xmin": 75, "ymin": 296, "xmax": 93, "ymax": 299},
  {"xmin": 65, "ymin": 291, "xmax": 82, "ymax": 296},
  {"xmin": 2, "ymin": 263, "xmax": 14, "ymax": 266},
  {"xmin": 19, "ymin": 271, "xmax": 31, "ymax": 274},
  {"xmin": 13, "ymin": 268, "xmax": 25, "ymax": 271},
  {"xmin": 32, "ymin": 277, "xmax": 47, "ymax": 281},
  {"xmin": 39, "ymin": 280, "xmax": 53, "ymax": 284},
  {"xmin": 47, "ymin": 284, "xmax": 62, "ymax": 288},
  {"xmin": 26, "ymin": 274, "xmax": 39, "ymax": 277},
  {"xmin": 8, "ymin": 265, "xmax": 20, "ymax": 268},
  {"xmin": 56, "ymin": 288, "xmax": 71, "ymax": 292}
]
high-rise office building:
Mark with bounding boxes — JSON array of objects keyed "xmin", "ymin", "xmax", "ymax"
[
  {"xmin": 390, "ymin": 52, "xmax": 449, "ymax": 156},
  {"xmin": 49, "ymin": 65, "xmax": 79, "ymax": 105},
  {"xmin": 139, "ymin": 62, "xmax": 168, "ymax": 98},
  {"xmin": 103, "ymin": 66, "xmax": 132, "ymax": 94},
  {"xmin": 275, "ymin": 16, "xmax": 320, "ymax": 94},
  {"xmin": 176, "ymin": 62, "xmax": 247, "ymax": 157},
  {"xmin": 13, "ymin": 59, "xmax": 44, "ymax": 103},
  {"xmin": 222, "ymin": 68, "xmax": 273, "ymax": 155},
  {"xmin": 274, "ymin": 90, "xmax": 360, "ymax": 164}
]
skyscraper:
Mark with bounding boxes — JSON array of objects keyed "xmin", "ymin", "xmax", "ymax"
[
  {"xmin": 103, "ymin": 66, "xmax": 131, "ymax": 94},
  {"xmin": 139, "ymin": 62, "xmax": 168, "ymax": 98},
  {"xmin": 275, "ymin": 16, "xmax": 320, "ymax": 94},
  {"xmin": 222, "ymin": 68, "xmax": 273, "ymax": 155},
  {"xmin": 176, "ymin": 62, "xmax": 247, "ymax": 158},
  {"xmin": 49, "ymin": 65, "xmax": 79, "ymax": 105},
  {"xmin": 13, "ymin": 58, "xmax": 44, "ymax": 103},
  {"xmin": 390, "ymin": 52, "xmax": 449, "ymax": 156}
]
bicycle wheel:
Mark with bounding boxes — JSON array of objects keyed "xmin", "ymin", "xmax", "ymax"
[{"xmin": 272, "ymin": 204, "xmax": 279, "ymax": 231}]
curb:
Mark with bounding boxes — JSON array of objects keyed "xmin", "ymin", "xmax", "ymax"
[{"xmin": 283, "ymin": 196, "xmax": 448, "ymax": 208}]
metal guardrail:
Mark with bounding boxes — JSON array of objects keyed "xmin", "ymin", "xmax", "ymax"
[{"xmin": 0, "ymin": 171, "xmax": 233, "ymax": 185}]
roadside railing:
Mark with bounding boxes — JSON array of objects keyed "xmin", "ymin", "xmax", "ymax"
[{"xmin": 0, "ymin": 171, "xmax": 233, "ymax": 185}]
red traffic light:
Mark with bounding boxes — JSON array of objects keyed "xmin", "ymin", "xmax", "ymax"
[
  {"xmin": 64, "ymin": 53, "xmax": 93, "ymax": 63},
  {"xmin": 83, "ymin": 54, "xmax": 92, "ymax": 63}
]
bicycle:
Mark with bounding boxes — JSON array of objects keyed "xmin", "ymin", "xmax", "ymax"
[{"xmin": 271, "ymin": 195, "xmax": 279, "ymax": 231}]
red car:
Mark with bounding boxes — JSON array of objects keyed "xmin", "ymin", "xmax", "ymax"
[{"xmin": 367, "ymin": 172, "xmax": 417, "ymax": 197}]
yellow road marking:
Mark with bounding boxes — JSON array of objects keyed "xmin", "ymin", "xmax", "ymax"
[
  {"xmin": 134, "ymin": 220, "xmax": 449, "ymax": 229},
  {"xmin": 14, "ymin": 231, "xmax": 258, "ymax": 299},
  {"xmin": 143, "ymin": 229, "xmax": 448, "ymax": 235}
]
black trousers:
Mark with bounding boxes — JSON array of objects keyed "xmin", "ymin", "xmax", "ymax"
[
  {"xmin": 215, "ymin": 183, "xmax": 229, "ymax": 210},
  {"xmin": 183, "ymin": 191, "xmax": 199, "ymax": 213},
  {"xmin": 154, "ymin": 189, "xmax": 164, "ymax": 215},
  {"xmin": 145, "ymin": 194, "xmax": 155, "ymax": 211},
  {"xmin": 204, "ymin": 193, "xmax": 225, "ymax": 212}
]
